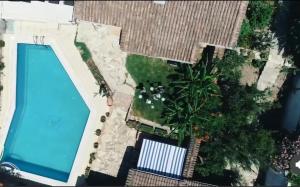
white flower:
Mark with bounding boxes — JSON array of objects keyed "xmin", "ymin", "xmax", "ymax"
[
  {"xmin": 146, "ymin": 99, "xmax": 152, "ymax": 104},
  {"xmin": 161, "ymin": 97, "xmax": 166, "ymax": 101},
  {"xmin": 156, "ymin": 94, "xmax": 161, "ymax": 98},
  {"xmin": 138, "ymin": 95, "xmax": 143, "ymax": 99},
  {"xmin": 151, "ymin": 105, "xmax": 155, "ymax": 109},
  {"xmin": 150, "ymin": 87, "xmax": 154, "ymax": 91}
]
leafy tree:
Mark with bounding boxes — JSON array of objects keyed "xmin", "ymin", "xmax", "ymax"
[
  {"xmin": 197, "ymin": 129, "xmax": 275, "ymax": 176},
  {"xmin": 163, "ymin": 57, "xmax": 221, "ymax": 145},
  {"xmin": 196, "ymin": 80, "xmax": 275, "ymax": 176},
  {"xmin": 164, "ymin": 50, "xmax": 276, "ymax": 177},
  {"xmin": 195, "ymin": 52, "xmax": 275, "ymax": 176}
]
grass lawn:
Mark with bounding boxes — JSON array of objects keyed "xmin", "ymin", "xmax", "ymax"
[{"xmin": 126, "ymin": 54, "xmax": 175, "ymax": 124}]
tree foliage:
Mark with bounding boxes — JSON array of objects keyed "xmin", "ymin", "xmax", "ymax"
[
  {"xmin": 286, "ymin": 2, "xmax": 300, "ymax": 65},
  {"xmin": 196, "ymin": 51, "xmax": 275, "ymax": 176},
  {"xmin": 163, "ymin": 57, "xmax": 221, "ymax": 145},
  {"xmin": 164, "ymin": 50, "xmax": 276, "ymax": 177},
  {"xmin": 238, "ymin": 0, "xmax": 276, "ymax": 48},
  {"xmin": 288, "ymin": 173, "xmax": 300, "ymax": 186},
  {"xmin": 247, "ymin": 0, "xmax": 275, "ymax": 30},
  {"xmin": 238, "ymin": 19, "xmax": 253, "ymax": 48}
]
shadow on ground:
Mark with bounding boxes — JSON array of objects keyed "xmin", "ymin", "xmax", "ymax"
[
  {"xmin": 85, "ymin": 146, "xmax": 138, "ymax": 186},
  {"xmin": 86, "ymin": 132, "xmax": 190, "ymax": 186}
]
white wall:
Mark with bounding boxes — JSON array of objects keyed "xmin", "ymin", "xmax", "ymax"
[{"xmin": 0, "ymin": 1, "xmax": 73, "ymax": 23}]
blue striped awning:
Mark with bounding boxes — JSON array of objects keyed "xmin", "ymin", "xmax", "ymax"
[{"xmin": 137, "ymin": 139, "xmax": 187, "ymax": 178}]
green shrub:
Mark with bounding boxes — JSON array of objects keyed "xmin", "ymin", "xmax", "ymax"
[
  {"xmin": 138, "ymin": 123, "xmax": 154, "ymax": 134},
  {"xmin": 247, "ymin": 0, "xmax": 275, "ymax": 30},
  {"xmin": 154, "ymin": 128, "xmax": 167, "ymax": 136},
  {"xmin": 74, "ymin": 41, "xmax": 92, "ymax": 62},
  {"xmin": 252, "ymin": 59, "xmax": 267, "ymax": 72},
  {"xmin": 0, "ymin": 40, "xmax": 5, "ymax": 48},
  {"xmin": 288, "ymin": 173, "xmax": 300, "ymax": 186},
  {"xmin": 238, "ymin": 19, "xmax": 253, "ymax": 48},
  {"xmin": 215, "ymin": 50, "xmax": 245, "ymax": 82},
  {"xmin": 0, "ymin": 62, "xmax": 4, "ymax": 71},
  {"xmin": 260, "ymin": 50, "xmax": 270, "ymax": 61},
  {"xmin": 252, "ymin": 30, "xmax": 274, "ymax": 51},
  {"xmin": 238, "ymin": 1, "xmax": 276, "ymax": 48}
]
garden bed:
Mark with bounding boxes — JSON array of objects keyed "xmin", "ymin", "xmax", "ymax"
[
  {"xmin": 74, "ymin": 37, "xmax": 111, "ymax": 97},
  {"xmin": 126, "ymin": 54, "xmax": 176, "ymax": 124}
]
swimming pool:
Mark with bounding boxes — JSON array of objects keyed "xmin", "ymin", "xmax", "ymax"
[{"xmin": 1, "ymin": 43, "xmax": 90, "ymax": 182}]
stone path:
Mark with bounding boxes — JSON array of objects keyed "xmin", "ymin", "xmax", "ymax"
[
  {"xmin": 257, "ymin": 41, "xmax": 285, "ymax": 91},
  {"xmin": 257, "ymin": 1, "xmax": 290, "ymax": 100},
  {"xmin": 91, "ymin": 108, "xmax": 137, "ymax": 177},
  {"xmin": 76, "ymin": 21, "xmax": 138, "ymax": 177}
]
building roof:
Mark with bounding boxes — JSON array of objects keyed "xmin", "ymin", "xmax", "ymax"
[
  {"xmin": 73, "ymin": 1, "xmax": 248, "ymax": 63},
  {"xmin": 126, "ymin": 169, "xmax": 216, "ymax": 187},
  {"xmin": 137, "ymin": 139, "xmax": 186, "ymax": 178}
]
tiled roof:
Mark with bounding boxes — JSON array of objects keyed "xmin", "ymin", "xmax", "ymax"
[
  {"xmin": 126, "ymin": 169, "xmax": 216, "ymax": 187},
  {"xmin": 74, "ymin": 1, "xmax": 248, "ymax": 63}
]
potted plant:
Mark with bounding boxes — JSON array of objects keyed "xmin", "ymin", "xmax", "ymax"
[
  {"xmin": 95, "ymin": 129, "xmax": 101, "ymax": 136},
  {"xmin": 100, "ymin": 116, "xmax": 106, "ymax": 122}
]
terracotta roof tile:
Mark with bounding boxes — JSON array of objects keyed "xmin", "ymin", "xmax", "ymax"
[
  {"xmin": 74, "ymin": 1, "xmax": 248, "ymax": 62},
  {"xmin": 126, "ymin": 169, "xmax": 216, "ymax": 187}
]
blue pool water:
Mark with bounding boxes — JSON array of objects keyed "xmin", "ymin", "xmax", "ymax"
[{"xmin": 1, "ymin": 44, "xmax": 90, "ymax": 182}]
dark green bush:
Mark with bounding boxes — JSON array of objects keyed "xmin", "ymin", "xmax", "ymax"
[
  {"xmin": 154, "ymin": 128, "xmax": 167, "ymax": 136},
  {"xmin": 252, "ymin": 59, "xmax": 267, "ymax": 72},
  {"xmin": 138, "ymin": 123, "xmax": 154, "ymax": 134},
  {"xmin": 0, "ymin": 40, "xmax": 5, "ymax": 48},
  {"xmin": 95, "ymin": 129, "xmax": 101, "ymax": 136},
  {"xmin": 247, "ymin": 0, "xmax": 275, "ymax": 30},
  {"xmin": 74, "ymin": 41, "xmax": 92, "ymax": 62},
  {"xmin": 100, "ymin": 115, "xmax": 106, "ymax": 122},
  {"xmin": 238, "ymin": 19, "xmax": 253, "ymax": 48},
  {"xmin": 252, "ymin": 30, "xmax": 274, "ymax": 51},
  {"xmin": 238, "ymin": 1, "xmax": 276, "ymax": 48},
  {"xmin": 215, "ymin": 50, "xmax": 245, "ymax": 82},
  {"xmin": 0, "ymin": 61, "xmax": 4, "ymax": 71}
]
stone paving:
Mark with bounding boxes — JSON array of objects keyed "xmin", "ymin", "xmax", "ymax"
[
  {"xmin": 91, "ymin": 108, "xmax": 137, "ymax": 177},
  {"xmin": 76, "ymin": 21, "xmax": 138, "ymax": 177},
  {"xmin": 257, "ymin": 40, "xmax": 286, "ymax": 91}
]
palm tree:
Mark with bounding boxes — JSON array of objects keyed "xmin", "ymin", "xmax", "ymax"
[{"xmin": 164, "ymin": 59, "xmax": 221, "ymax": 145}]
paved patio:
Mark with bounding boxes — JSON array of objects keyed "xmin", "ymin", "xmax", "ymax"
[{"xmin": 76, "ymin": 21, "xmax": 138, "ymax": 177}]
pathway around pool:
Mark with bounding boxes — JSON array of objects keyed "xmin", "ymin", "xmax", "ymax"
[{"xmin": 76, "ymin": 21, "xmax": 137, "ymax": 177}]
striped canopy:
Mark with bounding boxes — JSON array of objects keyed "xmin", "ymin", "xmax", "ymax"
[{"xmin": 137, "ymin": 139, "xmax": 187, "ymax": 178}]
